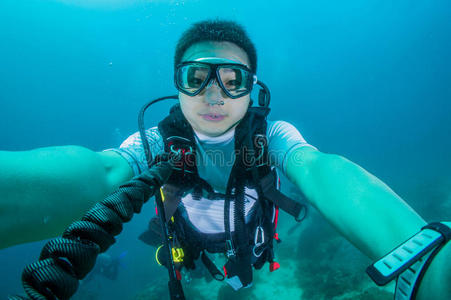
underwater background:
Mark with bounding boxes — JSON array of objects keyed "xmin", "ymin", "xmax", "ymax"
[{"xmin": 0, "ymin": 0, "xmax": 450, "ymax": 299}]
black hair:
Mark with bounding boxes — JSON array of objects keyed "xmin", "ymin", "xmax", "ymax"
[{"xmin": 174, "ymin": 19, "xmax": 257, "ymax": 73}]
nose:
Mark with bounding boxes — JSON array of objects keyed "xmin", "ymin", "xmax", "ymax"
[{"xmin": 204, "ymin": 79, "xmax": 224, "ymax": 105}]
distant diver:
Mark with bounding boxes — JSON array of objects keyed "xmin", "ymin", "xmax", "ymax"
[{"xmin": 83, "ymin": 252, "xmax": 127, "ymax": 283}]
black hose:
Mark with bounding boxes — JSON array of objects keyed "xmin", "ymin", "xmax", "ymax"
[
  {"xmin": 10, "ymin": 161, "xmax": 173, "ymax": 300},
  {"xmin": 138, "ymin": 95, "xmax": 178, "ymax": 166},
  {"xmin": 155, "ymin": 189, "xmax": 185, "ymax": 300},
  {"xmin": 256, "ymin": 80, "xmax": 270, "ymax": 107}
]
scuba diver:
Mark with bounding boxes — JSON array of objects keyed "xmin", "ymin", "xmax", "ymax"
[
  {"xmin": 0, "ymin": 20, "xmax": 450, "ymax": 300},
  {"xmin": 82, "ymin": 252, "xmax": 125, "ymax": 283}
]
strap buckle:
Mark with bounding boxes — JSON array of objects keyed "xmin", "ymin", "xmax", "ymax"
[
  {"xmin": 172, "ymin": 247, "xmax": 184, "ymax": 263},
  {"xmin": 226, "ymin": 240, "xmax": 236, "ymax": 258}
]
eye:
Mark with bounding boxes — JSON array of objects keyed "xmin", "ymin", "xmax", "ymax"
[
  {"xmin": 225, "ymin": 80, "xmax": 240, "ymax": 89},
  {"xmin": 185, "ymin": 66, "xmax": 209, "ymax": 89},
  {"xmin": 190, "ymin": 77, "xmax": 204, "ymax": 87}
]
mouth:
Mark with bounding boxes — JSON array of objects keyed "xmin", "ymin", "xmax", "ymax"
[{"xmin": 200, "ymin": 113, "xmax": 226, "ymax": 122}]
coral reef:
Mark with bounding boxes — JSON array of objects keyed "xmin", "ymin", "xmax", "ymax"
[{"xmin": 132, "ymin": 207, "xmax": 394, "ymax": 299}]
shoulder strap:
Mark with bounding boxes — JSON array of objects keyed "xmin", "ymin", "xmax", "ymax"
[
  {"xmin": 223, "ymin": 107, "xmax": 271, "ymax": 258},
  {"xmin": 237, "ymin": 107, "xmax": 307, "ymax": 222},
  {"xmin": 158, "ymin": 104, "xmax": 195, "ymax": 145},
  {"xmin": 157, "ymin": 104, "xmax": 198, "ymax": 183}
]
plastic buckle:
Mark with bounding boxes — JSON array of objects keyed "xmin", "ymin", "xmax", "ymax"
[
  {"xmin": 226, "ymin": 240, "xmax": 236, "ymax": 258},
  {"xmin": 169, "ymin": 145, "xmax": 182, "ymax": 158},
  {"xmin": 185, "ymin": 146, "xmax": 194, "ymax": 156},
  {"xmin": 172, "ymin": 248, "xmax": 184, "ymax": 263}
]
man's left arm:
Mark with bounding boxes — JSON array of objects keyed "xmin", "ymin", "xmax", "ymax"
[{"xmin": 286, "ymin": 146, "xmax": 450, "ymax": 299}]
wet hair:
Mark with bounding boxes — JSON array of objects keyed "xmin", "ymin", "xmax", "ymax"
[{"xmin": 174, "ymin": 19, "xmax": 257, "ymax": 73}]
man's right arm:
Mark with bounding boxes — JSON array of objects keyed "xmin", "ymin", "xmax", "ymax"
[{"xmin": 0, "ymin": 146, "xmax": 133, "ymax": 249}]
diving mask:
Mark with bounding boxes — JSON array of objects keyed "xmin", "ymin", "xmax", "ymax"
[{"xmin": 174, "ymin": 61, "xmax": 257, "ymax": 99}]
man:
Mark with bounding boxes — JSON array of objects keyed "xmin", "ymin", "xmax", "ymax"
[{"xmin": 0, "ymin": 20, "xmax": 449, "ymax": 299}]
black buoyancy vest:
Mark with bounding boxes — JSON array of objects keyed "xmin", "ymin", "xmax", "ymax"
[{"xmin": 141, "ymin": 104, "xmax": 305, "ymax": 289}]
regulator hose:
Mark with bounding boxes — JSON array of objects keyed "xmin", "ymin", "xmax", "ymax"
[{"xmin": 9, "ymin": 161, "xmax": 173, "ymax": 300}]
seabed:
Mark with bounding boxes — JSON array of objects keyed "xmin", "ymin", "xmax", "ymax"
[{"xmin": 133, "ymin": 210, "xmax": 394, "ymax": 300}]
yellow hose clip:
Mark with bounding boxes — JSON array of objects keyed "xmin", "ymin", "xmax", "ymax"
[
  {"xmin": 155, "ymin": 245, "xmax": 164, "ymax": 266},
  {"xmin": 172, "ymin": 247, "xmax": 184, "ymax": 263}
]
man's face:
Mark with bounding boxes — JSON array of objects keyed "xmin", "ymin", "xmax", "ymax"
[{"xmin": 178, "ymin": 41, "xmax": 252, "ymax": 137}]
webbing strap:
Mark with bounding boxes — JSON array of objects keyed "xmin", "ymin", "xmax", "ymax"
[
  {"xmin": 160, "ymin": 184, "xmax": 183, "ymax": 222},
  {"xmin": 201, "ymin": 251, "xmax": 225, "ymax": 281},
  {"xmin": 260, "ymin": 170, "xmax": 304, "ymax": 220}
]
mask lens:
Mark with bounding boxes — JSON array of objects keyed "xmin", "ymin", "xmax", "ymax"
[
  {"xmin": 176, "ymin": 62, "xmax": 254, "ymax": 98},
  {"xmin": 176, "ymin": 64, "xmax": 210, "ymax": 94},
  {"xmin": 218, "ymin": 66, "xmax": 253, "ymax": 97}
]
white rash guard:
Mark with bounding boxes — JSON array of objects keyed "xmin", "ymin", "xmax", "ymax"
[{"xmin": 108, "ymin": 120, "xmax": 315, "ymax": 234}]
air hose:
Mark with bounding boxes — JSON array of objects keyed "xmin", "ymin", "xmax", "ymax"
[{"xmin": 9, "ymin": 161, "xmax": 173, "ymax": 300}]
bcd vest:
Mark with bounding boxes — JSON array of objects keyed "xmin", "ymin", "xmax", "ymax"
[{"xmin": 139, "ymin": 104, "xmax": 305, "ymax": 290}]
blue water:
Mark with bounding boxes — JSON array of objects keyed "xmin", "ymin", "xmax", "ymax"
[{"xmin": 1, "ymin": 0, "xmax": 450, "ymax": 299}]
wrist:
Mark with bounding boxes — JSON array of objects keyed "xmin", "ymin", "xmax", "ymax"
[
  {"xmin": 415, "ymin": 241, "xmax": 451, "ymax": 300},
  {"xmin": 366, "ymin": 222, "xmax": 451, "ymax": 299}
]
